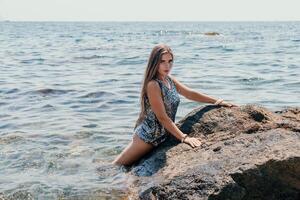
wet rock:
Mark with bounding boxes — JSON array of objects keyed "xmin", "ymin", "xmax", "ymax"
[
  {"xmin": 204, "ymin": 32, "xmax": 220, "ymax": 36},
  {"xmin": 126, "ymin": 104, "xmax": 300, "ymax": 199}
]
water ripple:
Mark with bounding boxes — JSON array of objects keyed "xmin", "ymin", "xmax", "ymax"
[
  {"xmin": 78, "ymin": 91, "xmax": 116, "ymax": 98},
  {"xmin": 28, "ymin": 88, "xmax": 76, "ymax": 96}
]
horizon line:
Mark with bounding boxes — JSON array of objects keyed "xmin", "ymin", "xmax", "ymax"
[{"xmin": 1, "ymin": 20, "xmax": 300, "ymax": 23}]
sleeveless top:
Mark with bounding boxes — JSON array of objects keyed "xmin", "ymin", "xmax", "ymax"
[{"xmin": 134, "ymin": 76, "xmax": 181, "ymax": 143}]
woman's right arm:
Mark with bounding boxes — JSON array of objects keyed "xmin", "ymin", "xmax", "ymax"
[{"xmin": 146, "ymin": 81, "xmax": 201, "ymax": 148}]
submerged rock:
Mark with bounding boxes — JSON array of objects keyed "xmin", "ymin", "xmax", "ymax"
[
  {"xmin": 126, "ymin": 104, "xmax": 300, "ymax": 199},
  {"xmin": 204, "ymin": 32, "xmax": 220, "ymax": 36}
]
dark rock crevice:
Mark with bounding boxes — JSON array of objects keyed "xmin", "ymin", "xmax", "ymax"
[{"xmin": 210, "ymin": 157, "xmax": 300, "ymax": 200}]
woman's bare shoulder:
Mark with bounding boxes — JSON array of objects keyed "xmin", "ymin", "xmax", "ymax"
[
  {"xmin": 146, "ymin": 80, "xmax": 160, "ymax": 94},
  {"xmin": 147, "ymin": 79, "xmax": 159, "ymax": 87}
]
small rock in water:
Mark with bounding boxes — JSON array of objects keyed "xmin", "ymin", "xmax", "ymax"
[{"xmin": 204, "ymin": 32, "xmax": 220, "ymax": 36}]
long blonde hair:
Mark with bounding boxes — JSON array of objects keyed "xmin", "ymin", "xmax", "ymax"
[{"xmin": 134, "ymin": 44, "xmax": 174, "ymax": 129}]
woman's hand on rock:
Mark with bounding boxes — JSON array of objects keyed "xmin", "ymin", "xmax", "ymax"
[
  {"xmin": 220, "ymin": 101, "xmax": 239, "ymax": 108},
  {"xmin": 184, "ymin": 137, "xmax": 202, "ymax": 148}
]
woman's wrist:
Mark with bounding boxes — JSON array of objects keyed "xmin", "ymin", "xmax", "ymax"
[{"xmin": 181, "ymin": 134, "xmax": 188, "ymax": 143}]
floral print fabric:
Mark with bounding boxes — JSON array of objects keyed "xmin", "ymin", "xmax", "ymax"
[{"xmin": 134, "ymin": 76, "xmax": 180, "ymax": 146}]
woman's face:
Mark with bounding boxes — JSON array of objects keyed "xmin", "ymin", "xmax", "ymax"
[{"xmin": 157, "ymin": 53, "xmax": 173, "ymax": 78}]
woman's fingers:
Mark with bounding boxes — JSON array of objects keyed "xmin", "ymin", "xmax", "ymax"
[
  {"xmin": 225, "ymin": 103, "xmax": 233, "ymax": 107},
  {"xmin": 221, "ymin": 101, "xmax": 239, "ymax": 108},
  {"xmin": 190, "ymin": 138, "xmax": 201, "ymax": 147},
  {"xmin": 230, "ymin": 103, "xmax": 239, "ymax": 107},
  {"xmin": 184, "ymin": 137, "xmax": 203, "ymax": 148},
  {"xmin": 195, "ymin": 139, "xmax": 201, "ymax": 146},
  {"xmin": 192, "ymin": 138, "xmax": 200, "ymax": 146}
]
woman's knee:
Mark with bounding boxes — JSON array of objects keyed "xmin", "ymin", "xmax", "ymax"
[{"xmin": 112, "ymin": 133, "xmax": 154, "ymax": 166}]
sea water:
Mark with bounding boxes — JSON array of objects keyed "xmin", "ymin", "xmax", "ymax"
[{"xmin": 0, "ymin": 21, "xmax": 299, "ymax": 199}]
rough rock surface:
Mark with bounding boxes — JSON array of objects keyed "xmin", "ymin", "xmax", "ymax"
[{"xmin": 125, "ymin": 104, "xmax": 300, "ymax": 200}]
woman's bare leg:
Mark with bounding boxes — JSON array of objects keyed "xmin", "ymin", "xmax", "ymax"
[{"xmin": 112, "ymin": 133, "xmax": 154, "ymax": 166}]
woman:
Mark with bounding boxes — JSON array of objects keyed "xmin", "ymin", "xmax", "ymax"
[{"xmin": 112, "ymin": 44, "xmax": 238, "ymax": 166}]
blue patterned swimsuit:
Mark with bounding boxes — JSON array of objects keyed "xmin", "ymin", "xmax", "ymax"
[{"xmin": 134, "ymin": 76, "xmax": 181, "ymax": 146}]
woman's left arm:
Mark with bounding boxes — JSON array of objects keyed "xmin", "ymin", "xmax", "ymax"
[{"xmin": 169, "ymin": 75, "xmax": 239, "ymax": 107}]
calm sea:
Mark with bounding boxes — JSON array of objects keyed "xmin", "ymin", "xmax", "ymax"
[{"xmin": 0, "ymin": 21, "xmax": 299, "ymax": 199}]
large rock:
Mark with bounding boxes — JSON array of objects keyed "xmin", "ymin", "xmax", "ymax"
[{"xmin": 125, "ymin": 104, "xmax": 300, "ymax": 200}]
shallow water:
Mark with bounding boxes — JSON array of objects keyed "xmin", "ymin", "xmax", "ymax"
[{"xmin": 0, "ymin": 21, "xmax": 299, "ymax": 199}]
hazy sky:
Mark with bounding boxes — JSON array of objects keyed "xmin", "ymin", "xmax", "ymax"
[{"xmin": 1, "ymin": 0, "xmax": 300, "ymax": 21}]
